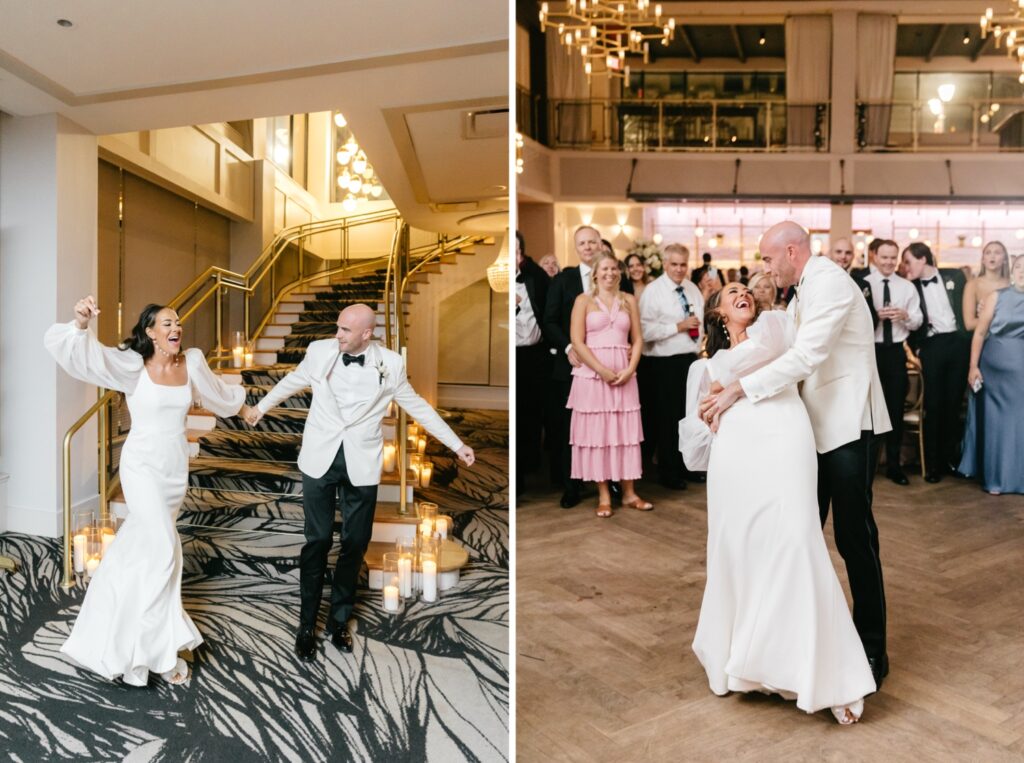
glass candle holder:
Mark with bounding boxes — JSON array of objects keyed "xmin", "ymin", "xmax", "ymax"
[
  {"xmin": 418, "ymin": 501, "xmax": 438, "ymax": 539},
  {"xmin": 420, "ymin": 461, "xmax": 434, "ymax": 488},
  {"xmin": 243, "ymin": 341, "xmax": 255, "ymax": 368},
  {"xmin": 232, "ymin": 331, "xmax": 246, "ymax": 368},
  {"xmin": 416, "ymin": 435, "xmax": 427, "ymax": 454},
  {"xmin": 72, "ymin": 510, "xmax": 94, "ymax": 574},
  {"xmin": 435, "ymin": 514, "xmax": 452, "ymax": 540},
  {"xmin": 419, "ymin": 537, "xmax": 440, "ymax": 603},
  {"xmin": 84, "ymin": 530, "xmax": 102, "ymax": 579},
  {"xmin": 96, "ymin": 518, "xmax": 117, "ymax": 559},
  {"xmin": 381, "ymin": 552, "xmax": 403, "ymax": 615},
  {"xmin": 394, "ymin": 541, "xmax": 415, "ymax": 600},
  {"xmin": 383, "ymin": 441, "xmax": 397, "ymax": 473}
]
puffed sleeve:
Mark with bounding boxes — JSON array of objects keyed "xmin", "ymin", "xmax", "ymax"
[
  {"xmin": 679, "ymin": 358, "xmax": 714, "ymax": 471},
  {"xmin": 707, "ymin": 310, "xmax": 795, "ymax": 387},
  {"xmin": 44, "ymin": 321, "xmax": 143, "ymax": 394},
  {"xmin": 186, "ymin": 348, "xmax": 246, "ymax": 417}
]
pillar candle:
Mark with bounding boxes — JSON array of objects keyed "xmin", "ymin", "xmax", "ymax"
[
  {"xmin": 383, "ymin": 444, "xmax": 397, "ymax": 473},
  {"xmin": 421, "ymin": 560, "xmax": 438, "ymax": 602},
  {"xmin": 101, "ymin": 531, "xmax": 116, "ymax": 558},
  {"xmin": 232, "ymin": 346, "xmax": 244, "ymax": 368},
  {"xmin": 72, "ymin": 534, "xmax": 87, "ymax": 573},
  {"xmin": 417, "ymin": 436, "xmax": 427, "ymax": 454},
  {"xmin": 85, "ymin": 556, "xmax": 100, "ymax": 577},
  {"xmin": 398, "ymin": 556, "xmax": 413, "ymax": 598},
  {"xmin": 420, "ymin": 462, "xmax": 433, "ymax": 488},
  {"xmin": 243, "ymin": 351, "xmax": 254, "ymax": 367},
  {"xmin": 436, "ymin": 515, "xmax": 450, "ymax": 540},
  {"xmin": 420, "ymin": 518, "xmax": 433, "ymax": 538},
  {"xmin": 383, "ymin": 585, "xmax": 400, "ymax": 612}
]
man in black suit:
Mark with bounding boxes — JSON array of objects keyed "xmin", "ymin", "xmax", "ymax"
[
  {"xmin": 903, "ymin": 242, "xmax": 971, "ymax": 482},
  {"xmin": 829, "ymin": 237, "xmax": 879, "ymax": 328},
  {"xmin": 515, "ymin": 231, "xmax": 551, "ymax": 496},
  {"xmin": 542, "ymin": 225, "xmax": 631, "ymax": 508}
]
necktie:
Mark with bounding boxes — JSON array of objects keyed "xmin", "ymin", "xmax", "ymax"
[
  {"xmin": 882, "ymin": 278, "xmax": 893, "ymax": 345},
  {"xmin": 675, "ymin": 285, "xmax": 691, "ymax": 314},
  {"xmin": 342, "ymin": 353, "xmax": 365, "ymax": 366},
  {"xmin": 921, "ymin": 276, "xmax": 939, "ymax": 286}
]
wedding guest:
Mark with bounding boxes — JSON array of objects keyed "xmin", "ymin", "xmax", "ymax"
[
  {"xmin": 726, "ymin": 268, "xmax": 740, "ymax": 284},
  {"xmin": 739, "ymin": 265, "xmax": 750, "ymax": 285},
  {"xmin": 963, "ymin": 241, "xmax": 1010, "ymax": 331},
  {"xmin": 692, "ymin": 265, "xmax": 723, "ymax": 302},
  {"xmin": 624, "ymin": 253, "xmax": 651, "ymax": 301},
  {"xmin": 544, "ymin": 225, "xmax": 603, "ymax": 508},
  {"xmin": 959, "ymin": 255, "xmax": 1024, "ymax": 495},
  {"xmin": 639, "ymin": 243, "xmax": 703, "ymax": 490},
  {"xmin": 864, "ymin": 240, "xmax": 923, "ymax": 485},
  {"xmin": 851, "ymin": 237, "xmax": 881, "ymax": 279},
  {"xmin": 539, "ymin": 254, "xmax": 561, "ymax": 278},
  {"xmin": 829, "ymin": 237, "xmax": 856, "ymax": 271},
  {"xmin": 904, "ymin": 242, "xmax": 971, "ymax": 482},
  {"xmin": 516, "ymin": 231, "xmax": 552, "ymax": 496},
  {"xmin": 830, "ymin": 237, "xmax": 879, "ymax": 328},
  {"xmin": 601, "ymin": 239, "xmax": 615, "ymax": 257},
  {"xmin": 568, "ymin": 251, "xmax": 651, "ymax": 517},
  {"xmin": 748, "ymin": 272, "xmax": 784, "ymax": 311},
  {"xmin": 46, "ymin": 298, "xmax": 252, "ymax": 685}
]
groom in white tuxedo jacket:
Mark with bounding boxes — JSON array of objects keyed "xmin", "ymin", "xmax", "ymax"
[
  {"xmin": 249, "ymin": 303, "xmax": 474, "ymax": 661},
  {"xmin": 701, "ymin": 221, "xmax": 892, "ymax": 689}
]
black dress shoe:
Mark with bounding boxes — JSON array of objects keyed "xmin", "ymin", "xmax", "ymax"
[
  {"xmin": 294, "ymin": 629, "xmax": 317, "ymax": 662},
  {"xmin": 560, "ymin": 488, "xmax": 581, "ymax": 509},
  {"xmin": 660, "ymin": 478, "xmax": 687, "ymax": 491},
  {"xmin": 924, "ymin": 471, "xmax": 942, "ymax": 484},
  {"xmin": 687, "ymin": 473, "xmax": 707, "ymax": 484},
  {"xmin": 331, "ymin": 628, "xmax": 353, "ymax": 654},
  {"xmin": 867, "ymin": 654, "xmax": 889, "ymax": 690},
  {"xmin": 609, "ymin": 482, "xmax": 623, "ymax": 499},
  {"xmin": 886, "ymin": 467, "xmax": 910, "ymax": 486}
]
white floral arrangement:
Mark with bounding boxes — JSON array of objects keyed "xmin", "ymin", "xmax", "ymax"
[{"xmin": 627, "ymin": 238, "xmax": 664, "ymax": 278}]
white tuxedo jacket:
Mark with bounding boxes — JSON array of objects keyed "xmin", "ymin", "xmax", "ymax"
[
  {"xmin": 739, "ymin": 255, "xmax": 891, "ymax": 454},
  {"xmin": 256, "ymin": 340, "xmax": 464, "ymax": 485}
]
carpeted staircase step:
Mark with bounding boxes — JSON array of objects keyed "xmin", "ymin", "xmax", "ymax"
[{"xmin": 244, "ymin": 385, "xmax": 312, "ymax": 409}]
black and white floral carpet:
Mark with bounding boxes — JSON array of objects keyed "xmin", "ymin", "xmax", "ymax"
[{"xmin": 0, "ymin": 409, "xmax": 508, "ymax": 762}]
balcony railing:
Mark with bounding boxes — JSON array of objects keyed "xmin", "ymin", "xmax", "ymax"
[
  {"xmin": 526, "ymin": 95, "xmax": 829, "ymax": 152},
  {"xmin": 857, "ymin": 99, "xmax": 1024, "ymax": 152}
]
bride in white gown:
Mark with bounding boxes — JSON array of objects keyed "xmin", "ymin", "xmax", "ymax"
[
  {"xmin": 679, "ymin": 284, "xmax": 875, "ymax": 724},
  {"xmin": 45, "ymin": 297, "xmax": 250, "ymax": 686}
]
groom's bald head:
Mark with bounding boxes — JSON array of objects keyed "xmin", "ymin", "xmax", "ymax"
[
  {"xmin": 760, "ymin": 221, "xmax": 812, "ymax": 288},
  {"xmin": 335, "ymin": 303, "xmax": 376, "ymax": 353}
]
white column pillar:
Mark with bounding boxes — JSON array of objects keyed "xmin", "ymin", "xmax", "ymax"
[
  {"xmin": 830, "ymin": 10, "xmax": 858, "ymax": 159},
  {"xmin": 0, "ymin": 113, "xmax": 98, "ymax": 537}
]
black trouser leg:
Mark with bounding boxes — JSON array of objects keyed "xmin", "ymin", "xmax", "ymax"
[
  {"xmin": 637, "ymin": 355, "xmax": 655, "ymax": 461},
  {"xmin": 300, "ymin": 443, "xmax": 378, "ymax": 633},
  {"xmin": 516, "ymin": 344, "xmax": 547, "ymax": 489},
  {"xmin": 875, "ymin": 343, "xmax": 908, "ymax": 467},
  {"xmin": 818, "ymin": 432, "xmax": 887, "ymax": 659},
  {"xmin": 553, "ymin": 378, "xmax": 578, "ymax": 492},
  {"xmin": 649, "ymin": 353, "xmax": 696, "ymax": 483},
  {"xmin": 942, "ymin": 335, "xmax": 971, "ymax": 468},
  {"xmin": 920, "ymin": 333, "xmax": 970, "ymax": 471}
]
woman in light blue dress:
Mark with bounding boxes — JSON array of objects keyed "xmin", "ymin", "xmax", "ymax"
[{"xmin": 959, "ymin": 256, "xmax": 1024, "ymax": 495}]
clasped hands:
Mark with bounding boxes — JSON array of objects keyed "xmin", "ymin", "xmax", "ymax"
[
  {"xmin": 241, "ymin": 405, "xmax": 263, "ymax": 427},
  {"xmin": 598, "ymin": 366, "xmax": 634, "ymax": 386},
  {"xmin": 877, "ymin": 306, "xmax": 908, "ymax": 322},
  {"xmin": 698, "ymin": 381, "xmax": 743, "ymax": 433}
]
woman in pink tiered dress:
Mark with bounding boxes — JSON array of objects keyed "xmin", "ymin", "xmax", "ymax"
[{"xmin": 568, "ymin": 251, "xmax": 652, "ymax": 517}]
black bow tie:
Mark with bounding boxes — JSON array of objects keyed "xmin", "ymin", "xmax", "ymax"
[
  {"xmin": 342, "ymin": 353, "xmax": 365, "ymax": 366},
  {"xmin": 921, "ymin": 276, "xmax": 939, "ymax": 286},
  {"xmin": 516, "ymin": 273, "xmax": 525, "ymax": 284}
]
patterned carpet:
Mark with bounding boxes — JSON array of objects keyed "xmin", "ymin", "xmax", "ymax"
[{"xmin": 0, "ymin": 409, "xmax": 508, "ymax": 762}]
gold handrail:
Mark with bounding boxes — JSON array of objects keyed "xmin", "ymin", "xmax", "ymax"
[{"xmin": 59, "ymin": 207, "xmax": 403, "ymax": 590}]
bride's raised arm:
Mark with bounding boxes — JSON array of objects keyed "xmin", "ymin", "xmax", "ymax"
[
  {"xmin": 44, "ymin": 320, "xmax": 143, "ymax": 395},
  {"xmin": 679, "ymin": 358, "xmax": 714, "ymax": 471},
  {"xmin": 706, "ymin": 310, "xmax": 795, "ymax": 388}
]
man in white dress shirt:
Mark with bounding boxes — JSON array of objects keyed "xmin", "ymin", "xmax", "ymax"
[
  {"xmin": 639, "ymin": 244, "xmax": 704, "ymax": 490},
  {"xmin": 247, "ymin": 304, "xmax": 475, "ymax": 661},
  {"xmin": 864, "ymin": 240, "xmax": 922, "ymax": 485},
  {"xmin": 700, "ymin": 221, "xmax": 892, "ymax": 689}
]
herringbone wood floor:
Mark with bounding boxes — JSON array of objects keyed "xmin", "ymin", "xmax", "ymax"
[{"xmin": 516, "ymin": 476, "xmax": 1024, "ymax": 762}]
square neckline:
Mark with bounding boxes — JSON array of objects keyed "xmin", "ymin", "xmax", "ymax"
[{"xmin": 143, "ymin": 361, "xmax": 190, "ymax": 388}]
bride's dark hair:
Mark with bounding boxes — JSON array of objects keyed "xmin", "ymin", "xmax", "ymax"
[
  {"xmin": 701, "ymin": 288, "xmax": 762, "ymax": 359},
  {"xmin": 119, "ymin": 303, "xmax": 167, "ymax": 360}
]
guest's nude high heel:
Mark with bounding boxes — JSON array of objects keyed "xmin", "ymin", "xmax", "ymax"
[
  {"xmin": 830, "ymin": 699, "xmax": 863, "ymax": 725},
  {"xmin": 161, "ymin": 657, "xmax": 190, "ymax": 686}
]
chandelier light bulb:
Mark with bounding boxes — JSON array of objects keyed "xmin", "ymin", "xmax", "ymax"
[
  {"xmin": 938, "ymin": 83, "xmax": 956, "ymax": 102},
  {"xmin": 909, "ymin": 228, "xmax": 919, "ymax": 239},
  {"xmin": 336, "ymin": 150, "xmax": 351, "ymax": 165},
  {"xmin": 362, "ymin": 166, "xmax": 374, "ymax": 179},
  {"xmin": 371, "ymin": 184, "xmax": 383, "ymax": 197},
  {"xmin": 340, "ymin": 171, "xmax": 352, "ymax": 186},
  {"xmin": 342, "ymin": 196, "xmax": 357, "ymax": 212},
  {"xmin": 928, "ymin": 98, "xmax": 943, "ymax": 116},
  {"xmin": 334, "ymin": 113, "xmax": 347, "ymax": 128},
  {"xmin": 695, "ymin": 226, "xmax": 704, "ymax": 237},
  {"xmin": 972, "ymin": 235, "xmax": 983, "ymax": 247},
  {"xmin": 352, "ymin": 156, "xmax": 368, "ymax": 175},
  {"xmin": 348, "ymin": 178, "xmax": 362, "ymax": 194}
]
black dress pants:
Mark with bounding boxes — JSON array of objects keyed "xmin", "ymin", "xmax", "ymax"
[
  {"xmin": 516, "ymin": 343, "xmax": 549, "ymax": 488},
  {"xmin": 552, "ymin": 377, "xmax": 577, "ymax": 490},
  {"xmin": 646, "ymin": 352, "xmax": 697, "ymax": 483},
  {"xmin": 919, "ymin": 332, "xmax": 971, "ymax": 471},
  {"xmin": 818, "ymin": 431, "xmax": 887, "ymax": 659},
  {"xmin": 874, "ymin": 343, "xmax": 908, "ymax": 467},
  {"xmin": 300, "ymin": 442, "xmax": 379, "ymax": 633}
]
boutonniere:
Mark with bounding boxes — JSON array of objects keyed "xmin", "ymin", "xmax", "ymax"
[
  {"xmin": 375, "ymin": 360, "xmax": 389, "ymax": 386},
  {"xmin": 945, "ymin": 280, "xmax": 955, "ymax": 291}
]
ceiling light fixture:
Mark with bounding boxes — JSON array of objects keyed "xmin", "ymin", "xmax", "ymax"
[
  {"xmin": 963, "ymin": 29, "xmax": 971, "ymax": 44},
  {"xmin": 57, "ymin": 19, "xmax": 73, "ymax": 28},
  {"xmin": 538, "ymin": 0, "xmax": 678, "ymax": 84},
  {"xmin": 758, "ymin": 28, "xmax": 766, "ymax": 46},
  {"xmin": 981, "ymin": 7, "xmax": 1024, "ymax": 81},
  {"xmin": 332, "ymin": 111, "xmax": 387, "ymax": 209}
]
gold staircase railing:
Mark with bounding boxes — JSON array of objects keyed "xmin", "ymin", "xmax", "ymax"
[{"xmin": 58, "ymin": 208, "xmax": 402, "ymax": 590}]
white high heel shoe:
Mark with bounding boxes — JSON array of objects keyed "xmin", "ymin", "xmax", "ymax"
[
  {"xmin": 160, "ymin": 657, "xmax": 190, "ymax": 686},
  {"xmin": 831, "ymin": 699, "xmax": 864, "ymax": 725}
]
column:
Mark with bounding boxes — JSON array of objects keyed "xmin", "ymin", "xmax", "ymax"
[
  {"xmin": 0, "ymin": 113, "xmax": 99, "ymax": 537},
  {"xmin": 830, "ymin": 10, "xmax": 858, "ymax": 158}
]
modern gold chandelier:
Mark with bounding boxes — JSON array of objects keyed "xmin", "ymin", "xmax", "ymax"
[
  {"xmin": 980, "ymin": 5, "xmax": 1024, "ymax": 83},
  {"xmin": 333, "ymin": 112, "xmax": 386, "ymax": 211},
  {"xmin": 538, "ymin": 0, "xmax": 677, "ymax": 82}
]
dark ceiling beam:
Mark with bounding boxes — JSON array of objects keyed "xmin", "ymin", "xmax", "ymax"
[
  {"xmin": 970, "ymin": 33, "xmax": 992, "ymax": 62},
  {"xmin": 925, "ymin": 24, "xmax": 947, "ymax": 62},
  {"xmin": 679, "ymin": 25, "xmax": 700, "ymax": 62},
  {"xmin": 729, "ymin": 25, "xmax": 746, "ymax": 63}
]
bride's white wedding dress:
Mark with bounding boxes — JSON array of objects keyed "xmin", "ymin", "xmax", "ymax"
[
  {"xmin": 679, "ymin": 311, "xmax": 875, "ymax": 718},
  {"xmin": 45, "ymin": 322, "xmax": 245, "ymax": 686}
]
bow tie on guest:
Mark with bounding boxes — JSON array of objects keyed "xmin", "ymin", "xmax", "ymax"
[
  {"xmin": 342, "ymin": 353, "xmax": 365, "ymax": 367},
  {"xmin": 921, "ymin": 276, "xmax": 939, "ymax": 286},
  {"xmin": 515, "ymin": 273, "xmax": 525, "ymax": 284}
]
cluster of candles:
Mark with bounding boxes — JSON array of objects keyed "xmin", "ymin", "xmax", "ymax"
[
  {"xmin": 381, "ymin": 422, "xmax": 434, "ymax": 487},
  {"xmin": 230, "ymin": 332, "xmax": 255, "ymax": 368},
  {"xmin": 381, "ymin": 501, "xmax": 451, "ymax": 614},
  {"xmin": 71, "ymin": 510, "xmax": 120, "ymax": 579}
]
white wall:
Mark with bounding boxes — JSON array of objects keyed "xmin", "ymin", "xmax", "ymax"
[{"xmin": 0, "ymin": 113, "xmax": 99, "ymax": 537}]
